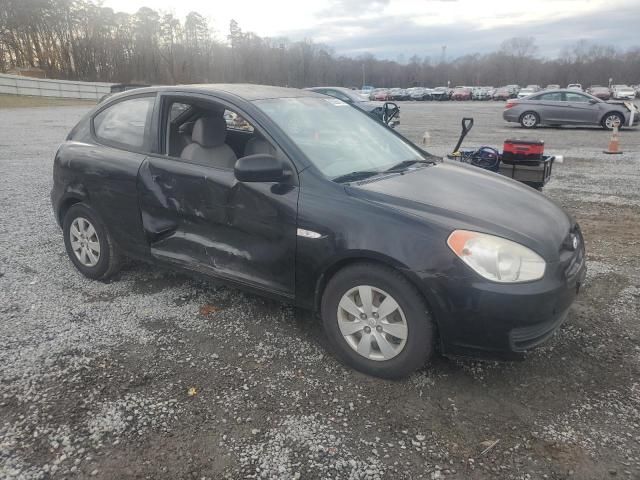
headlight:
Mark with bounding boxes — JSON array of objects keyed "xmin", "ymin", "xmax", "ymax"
[{"xmin": 447, "ymin": 230, "xmax": 546, "ymax": 283}]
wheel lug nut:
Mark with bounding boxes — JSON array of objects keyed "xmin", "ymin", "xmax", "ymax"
[
  {"xmin": 364, "ymin": 326, "xmax": 371, "ymax": 333},
  {"xmin": 372, "ymin": 312, "xmax": 378, "ymax": 319},
  {"xmin": 360, "ymin": 313, "xmax": 367, "ymax": 320},
  {"xmin": 376, "ymin": 325, "xmax": 383, "ymax": 332}
]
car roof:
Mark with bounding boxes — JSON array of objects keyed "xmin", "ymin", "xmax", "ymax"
[
  {"xmin": 524, "ymin": 89, "xmax": 602, "ymax": 99},
  {"xmin": 117, "ymin": 83, "xmax": 324, "ymax": 101}
]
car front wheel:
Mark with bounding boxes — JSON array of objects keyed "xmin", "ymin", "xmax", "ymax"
[
  {"xmin": 601, "ymin": 112, "xmax": 624, "ymax": 130},
  {"xmin": 63, "ymin": 203, "xmax": 122, "ymax": 280},
  {"xmin": 520, "ymin": 111, "xmax": 539, "ymax": 128},
  {"xmin": 321, "ymin": 263, "xmax": 433, "ymax": 379}
]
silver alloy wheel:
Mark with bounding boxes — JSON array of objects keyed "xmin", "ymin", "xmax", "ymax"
[
  {"xmin": 522, "ymin": 113, "xmax": 537, "ymax": 127},
  {"xmin": 605, "ymin": 114, "xmax": 621, "ymax": 129},
  {"xmin": 337, "ymin": 285, "xmax": 408, "ymax": 361},
  {"xmin": 69, "ymin": 217, "xmax": 101, "ymax": 267}
]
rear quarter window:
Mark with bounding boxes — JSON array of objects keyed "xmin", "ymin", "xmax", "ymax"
[{"xmin": 93, "ymin": 96, "xmax": 155, "ymax": 150}]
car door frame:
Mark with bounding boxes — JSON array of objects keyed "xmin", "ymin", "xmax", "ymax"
[{"xmin": 139, "ymin": 91, "xmax": 301, "ymax": 302}]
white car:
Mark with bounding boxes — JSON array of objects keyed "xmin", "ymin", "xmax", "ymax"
[
  {"xmin": 517, "ymin": 88, "xmax": 536, "ymax": 99},
  {"xmin": 472, "ymin": 87, "xmax": 492, "ymax": 100},
  {"xmin": 611, "ymin": 84, "xmax": 636, "ymax": 100},
  {"xmin": 567, "ymin": 83, "xmax": 583, "ymax": 91}
]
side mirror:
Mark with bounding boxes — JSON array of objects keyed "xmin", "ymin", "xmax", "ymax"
[
  {"xmin": 234, "ymin": 154, "xmax": 287, "ymax": 183},
  {"xmin": 589, "ymin": 98, "xmax": 598, "ymax": 104},
  {"xmin": 382, "ymin": 102, "xmax": 400, "ymax": 126}
]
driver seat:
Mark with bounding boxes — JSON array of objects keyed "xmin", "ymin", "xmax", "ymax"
[{"xmin": 180, "ymin": 116, "xmax": 237, "ymax": 169}]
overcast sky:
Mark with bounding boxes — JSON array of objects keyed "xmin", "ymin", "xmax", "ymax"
[{"xmin": 102, "ymin": 0, "xmax": 640, "ymax": 60}]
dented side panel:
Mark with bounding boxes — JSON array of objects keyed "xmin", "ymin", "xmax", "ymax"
[
  {"xmin": 52, "ymin": 141, "xmax": 149, "ymax": 257},
  {"xmin": 137, "ymin": 156, "xmax": 298, "ymax": 297}
]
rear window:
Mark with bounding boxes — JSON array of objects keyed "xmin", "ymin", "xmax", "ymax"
[{"xmin": 93, "ymin": 96, "xmax": 155, "ymax": 149}]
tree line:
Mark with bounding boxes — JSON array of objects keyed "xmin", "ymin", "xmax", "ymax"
[{"xmin": 1, "ymin": 0, "xmax": 639, "ymax": 88}]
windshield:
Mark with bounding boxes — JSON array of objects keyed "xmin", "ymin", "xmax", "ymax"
[{"xmin": 255, "ymin": 97, "xmax": 424, "ymax": 178}]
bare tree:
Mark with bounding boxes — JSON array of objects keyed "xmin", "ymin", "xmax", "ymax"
[{"xmin": 1, "ymin": 1, "xmax": 639, "ymax": 89}]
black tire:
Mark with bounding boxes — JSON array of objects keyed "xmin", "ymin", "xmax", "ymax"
[
  {"xmin": 519, "ymin": 111, "xmax": 539, "ymax": 128},
  {"xmin": 321, "ymin": 262, "xmax": 434, "ymax": 379},
  {"xmin": 601, "ymin": 112, "xmax": 624, "ymax": 130},
  {"xmin": 63, "ymin": 203, "xmax": 122, "ymax": 280}
]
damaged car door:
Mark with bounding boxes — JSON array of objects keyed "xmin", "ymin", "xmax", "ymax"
[{"xmin": 136, "ymin": 95, "xmax": 299, "ymax": 299}]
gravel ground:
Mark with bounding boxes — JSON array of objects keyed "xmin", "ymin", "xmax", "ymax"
[{"xmin": 1, "ymin": 101, "xmax": 639, "ymax": 480}]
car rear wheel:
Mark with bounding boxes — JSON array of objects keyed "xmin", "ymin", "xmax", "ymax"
[
  {"xmin": 601, "ymin": 112, "xmax": 624, "ymax": 130},
  {"xmin": 520, "ymin": 111, "xmax": 539, "ymax": 128},
  {"xmin": 321, "ymin": 263, "xmax": 433, "ymax": 379},
  {"xmin": 63, "ymin": 203, "xmax": 122, "ymax": 280}
]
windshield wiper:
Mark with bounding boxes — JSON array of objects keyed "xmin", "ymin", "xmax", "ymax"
[
  {"xmin": 383, "ymin": 159, "xmax": 431, "ymax": 173},
  {"xmin": 332, "ymin": 170, "xmax": 380, "ymax": 184}
]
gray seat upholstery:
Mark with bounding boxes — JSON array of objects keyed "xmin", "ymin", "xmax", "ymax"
[
  {"xmin": 180, "ymin": 116, "xmax": 237, "ymax": 169},
  {"xmin": 244, "ymin": 136, "xmax": 276, "ymax": 157}
]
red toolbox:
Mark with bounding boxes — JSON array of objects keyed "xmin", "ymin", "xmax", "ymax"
[{"xmin": 502, "ymin": 139, "xmax": 544, "ymax": 164}]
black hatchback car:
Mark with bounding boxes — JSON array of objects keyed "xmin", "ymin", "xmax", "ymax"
[{"xmin": 52, "ymin": 84, "xmax": 586, "ymax": 378}]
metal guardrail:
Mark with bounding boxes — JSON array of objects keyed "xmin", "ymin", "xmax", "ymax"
[{"xmin": 0, "ymin": 73, "xmax": 112, "ymax": 100}]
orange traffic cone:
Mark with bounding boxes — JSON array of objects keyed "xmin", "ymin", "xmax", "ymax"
[{"xmin": 603, "ymin": 125, "xmax": 623, "ymax": 155}]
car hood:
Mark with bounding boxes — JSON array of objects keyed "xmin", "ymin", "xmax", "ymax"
[
  {"xmin": 604, "ymin": 100, "xmax": 637, "ymax": 111},
  {"xmin": 346, "ymin": 162, "xmax": 572, "ymax": 261}
]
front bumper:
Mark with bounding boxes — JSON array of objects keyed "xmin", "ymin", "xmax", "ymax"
[
  {"xmin": 502, "ymin": 109, "xmax": 519, "ymax": 123},
  {"xmin": 413, "ymin": 245, "xmax": 587, "ymax": 360}
]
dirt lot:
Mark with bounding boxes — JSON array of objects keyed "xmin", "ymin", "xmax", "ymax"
[
  {"xmin": 0, "ymin": 94, "xmax": 96, "ymax": 109},
  {"xmin": 1, "ymin": 101, "xmax": 639, "ymax": 480}
]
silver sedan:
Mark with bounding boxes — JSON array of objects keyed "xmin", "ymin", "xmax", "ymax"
[{"xmin": 503, "ymin": 89, "xmax": 638, "ymax": 130}]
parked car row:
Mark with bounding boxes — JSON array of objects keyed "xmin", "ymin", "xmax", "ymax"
[{"xmin": 356, "ymin": 84, "xmax": 640, "ymax": 102}]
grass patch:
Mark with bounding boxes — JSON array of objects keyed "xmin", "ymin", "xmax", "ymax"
[{"xmin": 0, "ymin": 94, "xmax": 96, "ymax": 109}]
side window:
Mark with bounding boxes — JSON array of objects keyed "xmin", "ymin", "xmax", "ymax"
[
  {"xmin": 539, "ymin": 92, "xmax": 562, "ymax": 102},
  {"xmin": 224, "ymin": 109, "xmax": 254, "ymax": 133},
  {"xmin": 93, "ymin": 96, "xmax": 155, "ymax": 149},
  {"xmin": 162, "ymin": 98, "xmax": 274, "ymax": 165},
  {"xmin": 565, "ymin": 92, "xmax": 589, "ymax": 103}
]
